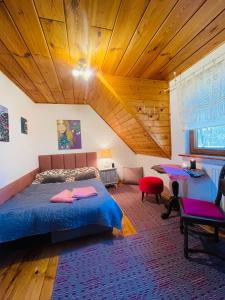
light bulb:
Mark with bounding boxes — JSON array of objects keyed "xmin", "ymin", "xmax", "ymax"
[
  {"xmin": 72, "ymin": 69, "xmax": 81, "ymax": 77},
  {"xmin": 83, "ymin": 68, "xmax": 93, "ymax": 80}
]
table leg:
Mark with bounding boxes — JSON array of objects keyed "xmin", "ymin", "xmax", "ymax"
[{"xmin": 161, "ymin": 181, "xmax": 180, "ymax": 219}]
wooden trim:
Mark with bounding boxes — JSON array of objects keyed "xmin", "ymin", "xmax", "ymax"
[
  {"xmin": 179, "ymin": 154, "xmax": 225, "ymax": 161},
  {"xmin": 0, "ymin": 169, "xmax": 39, "ymax": 205},
  {"xmin": 190, "ymin": 129, "xmax": 225, "ymax": 156}
]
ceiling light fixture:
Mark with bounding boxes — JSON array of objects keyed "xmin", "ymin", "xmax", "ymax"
[{"xmin": 72, "ymin": 59, "xmax": 93, "ymax": 80}]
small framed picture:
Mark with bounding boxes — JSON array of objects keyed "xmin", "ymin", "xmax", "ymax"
[
  {"xmin": 21, "ymin": 117, "xmax": 28, "ymax": 134},
  {"xmin": 0, "ymin": 105, "xmax": 9, "ymax": 142}
]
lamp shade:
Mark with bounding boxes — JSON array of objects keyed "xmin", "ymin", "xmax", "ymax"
[{"xmin": 100, "ymin": 149, "xmax": 112, "ymax": 158}]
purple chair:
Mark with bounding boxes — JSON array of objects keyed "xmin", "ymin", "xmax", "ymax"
[{"xmin": 179, "ymin": 165, "xmax": 225, "ymax": 259}]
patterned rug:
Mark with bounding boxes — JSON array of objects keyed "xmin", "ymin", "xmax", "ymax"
[{"xmin": 52, "ymin": 185, "xmax": 225, "ymax": 300}]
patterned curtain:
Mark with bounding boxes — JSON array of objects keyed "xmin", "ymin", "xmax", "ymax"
[{"xmin": 175, "ymin": 54, "xmax": 225, "ymax": 129}]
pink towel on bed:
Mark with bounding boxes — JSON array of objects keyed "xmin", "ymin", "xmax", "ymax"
[
  {"xmin": 50, "ymin": 189, "xmax": 74, "ymax": 203},
  {"xmin": 72, "ymin": 186, "xmax": 97, "ymax": 199}
]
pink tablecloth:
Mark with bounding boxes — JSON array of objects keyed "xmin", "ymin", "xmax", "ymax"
[{"xmin": 160, "ymin": 164, "xmax": 189, "ymax": 181}]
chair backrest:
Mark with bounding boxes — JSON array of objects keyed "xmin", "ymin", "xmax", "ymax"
[{"xmin": 215, "ymin": 165, "xmax": 225, "ymax": 206}]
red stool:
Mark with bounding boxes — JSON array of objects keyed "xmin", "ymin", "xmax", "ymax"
[{"xmin": 139, "ymin": 177, "xmax": 164, "ymax": 203}]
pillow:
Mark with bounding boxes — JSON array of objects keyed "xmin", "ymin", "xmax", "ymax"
[
  {"xmin": 74, "ymin": 170, "xmax": 96, "ymax": 181},
  {"xmin": 32, "ymin": 167, "xmax": 100, "ymax": 184},
  {"xmin": 33, "ymin": 169, "xmax": 72, "ymax": 184},
  {"xmin": 41, "ymin": 176, "xmax": 65, "ymax": 184},
  {"xmin": 70, "ymin": 167, "xmax": 100, "ymax": 180},
  {"xmin": 123, "ymin": 167, "xmax": 143, "ymax": 185}
]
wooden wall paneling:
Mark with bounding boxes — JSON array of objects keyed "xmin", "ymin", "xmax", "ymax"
[
  {"xmin": 34, "ymin": 0, "xmax": 65, "ymax": 22},
  {"xmin": 4, "ymin": 0, "xmax": 64, "ymax": 103},
  {"xmin": 89, "ymin": 0, "xmax": 121, "ymax": 30},
  {"xmin": 128, "ymin": 0, "xmax": 205, "ymax": 78},
  {"xmin": 88, "ymin": 74, "xmax": 170, "ymax": 157},
  {"xmin": 104, "ymin": 75, "xmax": 171, "ymax": 157},
  {"xmin": 115, "ymin": 0, "xmax": 178, "ymax": 76},
  {"xmin": 142, "ymin": 1, "xmax": 225, "ymax": 79},
  {"xmin": 158, "ymin": 10, "xmax": 225, "ymax": 79},
  {"xmin": 164, "ymin": 29, "xmax": 225, "ymax": 80},
  {"xmin": 0, "ymin": 41, "xmax": 45, "ymax": 102},
  {"xmin": 88, "ymin": 80, "xmax": 140, "ymax": 153},
  {"xmin": 102, "ymin": 0, "xmax": 150, "ymax": 74},
  {"xmin": 0, "ymin": 3, "xmax": 55, "ymax": 103},
  {"xmin": 40, "ymin": 18, "xmax": 74, "ymax": 104}
]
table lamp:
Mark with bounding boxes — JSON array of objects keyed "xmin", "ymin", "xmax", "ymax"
[{"xmin": 100, "ymin": 149, "xmax": 112, "ymax": 169}]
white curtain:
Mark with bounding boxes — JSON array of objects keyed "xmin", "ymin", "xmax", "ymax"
[{"xmin": 175, "ymin": 52, "xmax": 225, "ymax": 129}]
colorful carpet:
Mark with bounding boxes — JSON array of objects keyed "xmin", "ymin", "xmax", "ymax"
[{"xmin": 52, "ymin": 185, "xmax": 225, "ymax": 300}]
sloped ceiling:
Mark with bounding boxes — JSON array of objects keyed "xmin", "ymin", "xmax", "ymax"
[
  {"xmin": 0, "ymin": 0, "xmax": 224, "ymax": 157},
  {"xmin": 88, "ymin": 74, "xmax": 171, "ymax": 157}
]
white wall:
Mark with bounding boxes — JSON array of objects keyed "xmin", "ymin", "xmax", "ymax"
[
  {"xmin": 34, "ymin": 104, "xmax": 137, "ymax": 177},
  {"xmin": 0, "ymin": 72, "xmax": 38, "ymax": 188}
]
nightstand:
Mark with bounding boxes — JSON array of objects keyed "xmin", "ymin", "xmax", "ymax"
[{"xmin": 99, "ymin": 168, "xmax": 118, "ymax": 187}]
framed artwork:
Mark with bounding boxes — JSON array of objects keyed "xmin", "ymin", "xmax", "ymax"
[
  {"xmin": 57, "ymin": 120, "xmax": 82, "ymax": 150},
  {"xmin": 0, "ymin": 105, "xmax": 9, "ymax": 142},
  {"xmin": 21, "ymin": 117, "xmax": 28, "ymax": 134}
]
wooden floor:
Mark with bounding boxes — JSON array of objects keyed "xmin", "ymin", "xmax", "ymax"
[{"xmin": 0, "ymin": 215, "xmax": 136, "ymax": 300}]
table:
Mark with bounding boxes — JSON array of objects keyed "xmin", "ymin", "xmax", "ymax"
[{"xmin": 152, "ymin": 164, "xmax": 205, "ymax": 219}]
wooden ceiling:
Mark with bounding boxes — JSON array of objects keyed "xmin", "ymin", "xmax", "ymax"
[{"xmin": 0, "ymin": 0, "xmax": 224, "ymax": 157}]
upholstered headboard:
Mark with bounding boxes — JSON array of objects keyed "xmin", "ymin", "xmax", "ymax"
[{"xmin": 38, "ymin": 152, "xmax": 97, "ymax": 172}]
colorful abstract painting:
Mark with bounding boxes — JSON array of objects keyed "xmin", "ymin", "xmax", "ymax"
[
  {"xmin": 21, "ymin": 117, "xmax": 28, "ymax": 134},
  {"xmin": 0, "ymin": 105, "xmax": 9, "ymax": 142},
  {"xmin": 57, "ymin": 120, "xmax": 81, "ymax": 150}
]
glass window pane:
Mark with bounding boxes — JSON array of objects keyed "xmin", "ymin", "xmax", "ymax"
[{"xmin": 196, "ymin": 125, "xmax": 225, "ymax": 149}]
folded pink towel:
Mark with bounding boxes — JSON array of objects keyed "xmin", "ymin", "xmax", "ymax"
[
  {"xmin": 50, "ymin": 189, "xmax": 74, "ymax": 203},
  {"xmin": 72, "ymin": 186, "xmax": 97, "ymax": 199}
]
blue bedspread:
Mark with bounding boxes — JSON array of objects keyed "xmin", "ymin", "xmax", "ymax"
[{"xmin": 0, "ymin": 179, "xmax": 123, "ymax": 243}]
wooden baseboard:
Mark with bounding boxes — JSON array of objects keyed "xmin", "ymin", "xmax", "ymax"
[{"xmin": 0, "ymin": 169, "xmax": 39, "ymax": 205}]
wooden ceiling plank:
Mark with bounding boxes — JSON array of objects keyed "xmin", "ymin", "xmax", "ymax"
[
  {"xmin": 142, "ymin": 1, "xmax": 225, "ymax": 79},
  {"xmin": 89, "ymin": 0, "xmax": 121, "ymax": 30},
  {"xmin": 0, "ymin": 41, "xmax": 44, "ymax": 102},
  {"xmin": 102, "ymin": 0, "xmax": 150, "ymax": 74},
  {"xmin": 40, "ymin": 18, "xmax": 74, "ymax": 104},
  {"xmin": 164, "ymin": 29, "xmax": 225, "ymax": 80},
  {"xmin": 64, "ymin": 0, "xmax": 89, "ymax": 62},
  {"xmin": 88, "ymin": 26, "xmax": 111, "ymax": 70},
  {"xmin": 115, "ymin": 0, "xmax": 178, "ymax": 76},
  {"xmin": 0, "ymin": 3, "xmax": 55, "ymax": 103},
  {"xmin": 4, "ymin": 0, "xmax": 64, "ymax": 103},
  {"xmin": 105, "ymin": 74, "xmax": 169, "ymax": 88},
  {"xmin": 64, "ymin": 0, "xmax": 90, "ymax": 103},
  {"xmin": 159, "ymin": 10, "xmax": 225, "ymax": 79},
  {"xmin": 128, "ymin": 0, "xmax": 205, "ymax": 78},
  {"xmin": 34, "ymin": 0, "xmax": 65, "ymax": 22},
  {"xmin": 0, "ymin": 64, "xmax": 45, "ymax": 103}
]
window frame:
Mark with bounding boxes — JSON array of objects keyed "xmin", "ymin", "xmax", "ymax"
[{"xmin": 189, "ymin": 129, "xmax": 225, "ymax": 156}]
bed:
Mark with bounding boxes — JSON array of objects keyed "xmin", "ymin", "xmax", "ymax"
[{"xmin": 0, "ymin": 152, "xmax": 123, "ymax": 243}]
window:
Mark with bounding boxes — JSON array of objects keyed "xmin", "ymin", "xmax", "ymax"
[{"xmin": 190, "ymin": 125, "xmax": 225, "ymax": 156}]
